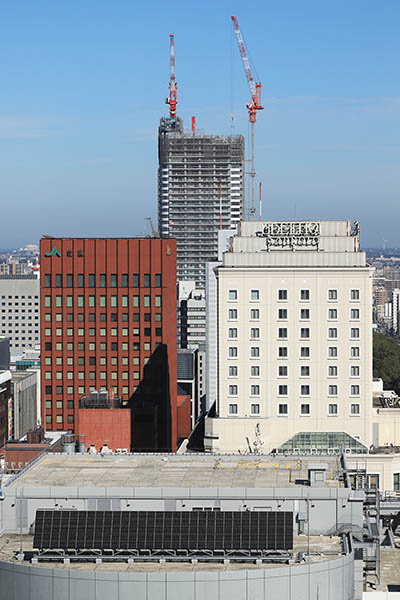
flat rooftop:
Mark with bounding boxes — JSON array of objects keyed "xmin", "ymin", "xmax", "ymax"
[
  {"xmin": 8, "ymin": 454, "xmax": 342, "ymax": 489},
  {"xmin": 0, "ymin": 534, "xmax": 343, "ymax": 571}
]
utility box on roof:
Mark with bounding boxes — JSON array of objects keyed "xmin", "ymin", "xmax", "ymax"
[{"xmin": 308, "ymin": 463, "xmax": 328, "ymax": 487}]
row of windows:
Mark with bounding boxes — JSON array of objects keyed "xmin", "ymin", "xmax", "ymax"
[
  {"xmin": 1, "ymin": 295, "xmax": 38, "ymax": 299},
  {"xmin": 44, "ymin": 356, "xmax": 141, "ymax": 366},
  {"xmin": 228, "ymin": 346, "xmax": 361, "ymax": 359},
  {"xmin": 228, "ymin": 308, "xmax": 360, "ymax": 321},
  {"xmin": 228, "ymin": 384, "xmax": 360, "ymax": 396},
  {"xmin": 228, "ymin": 403, "xmax": 361, "ymax": 416},
  {"xmin": 44, "ymin": 273, "xmax": 162, "ymax": 288},
  {"xmin": 44, "ymin": 341, "xmax": 159, "ymax": 352},
  {"xmin": 228, "ymin": 289, "xmax": 360, "ymax": 302},
  {"xmin": 43, "ymin": 312, "xmax": 162, "ymax": 323},
  {"xmin": 44, "ymin": 327, "xmax": 162, "ymax": 337},
  {"xmin": 228, "ymin": 365, "xmax": 360, "ymax": 378},
  {"xmin": 45, "ymin": 371, "xmax": 144, "ymax": 380},
  {"xmin": 227, "ymin": 327, "xmax": 361, "ymax": 340},
  {"xmin": 44, "ymin": 295, "xmax": 162, "ymax": 308},
  {"xmin": 45, "ymin": 382, "xmax": 140, "ymax": 396},
  {"xmin": 1, "ymin": 302, "xmax": 39, "ymax": 307}
]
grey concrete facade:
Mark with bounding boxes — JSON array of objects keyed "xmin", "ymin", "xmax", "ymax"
[{"xmin": 0, "ymin": 275, "xmax": 40, "ymax": 353}]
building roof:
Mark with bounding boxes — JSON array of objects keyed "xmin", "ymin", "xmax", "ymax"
[{"xmin": 8, "ymin": 453, "xmax": 342, "ymax": 489}]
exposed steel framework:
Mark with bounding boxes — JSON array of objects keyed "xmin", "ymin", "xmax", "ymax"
[
  {"xmin": 165, "ymin": 34, "xmax": 177, "ymax": 118},
  {"xmin": 231, "ymin": 16, "xmax": 263, "ymax": 220}
]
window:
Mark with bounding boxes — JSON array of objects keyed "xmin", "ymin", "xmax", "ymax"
[
  {"xmin": 351, "ymin": 309, "xmax": 360, "ymax": 319},
  {"xmin": 229, "ymin": 404, "xmax": 238, "ymax": 415},
  {"xmin": 133, "ymin": 295, "xmax": 139, "ymax": 307},
  {"xmin": 144, "ymin": 273, "xmax": 151, "ymax": 287},
  {"xmin": 351, "ymin": 366, "xmax": 360, "ymax": 377},
  {"xmin": 111, "ymin": 295, "xmax": 117, "ymax": 307},
  {"xmin": 98, "ymin": 274, "xmax": 106, "ymax": 288},
  {"xmin": 89, "ymin": 295, "xmax": 95, "ymax": 307},
  {"xmin": 278, "ymin": 347, "xmax": 288, "ymax": 358},
  {"xmin": 300, "ymin": 289, "xmax": 310, "ymax": 301},
  {"xmin": 328, "ymin": 289, "xmax": 337, "ymax": 300},
  {"xmin": 251, "ymin": 365, "xmax": 260, "ymax": 377},
  {"xmin": 111, "ymin": 274, "xmax": 117, "ymax": 288},
  {"xmin": 328, "ymin": 365, "xmax": 338, "ymax": 377},
  {"xmin": 351, "ymin": 385, "xmax": 360, "ymax": 396},
  {"xmin": 278, "ymin": 365, "xmax": 288, "ymax": 377},
  {"xmin": 278, "ymin": 385, "xmax": 288, "ymax": 396},
  {"xmin": 251, "ymin": 404, "xmax": 260, "ymax": 415},
  {"xmin": 155, "ymin": 295, "xmax": 162, "ymax": 307},
  {"xmin": 250, "ymin": 308, "xmax": 259, "ymax": 320},
  {"xmin": 99, "ymin": 295, "xmax": 106, "ymax": 307},
  {"xmin": 301, "ymin": 385, "xmax": 310, "ymax": 396},
  {"xmin": 350, "ymin": 289, "xmax": 360, "ymax": 301},
  {"xmin": 278, "ymin": 309, "xmax": 288, "ymax": 320},
  {"xmin": 250, "ymin": 289, "xmax": 259, "ymax": 301},
  {"xmin": 121, "ymin": 273, "xmax": 128, "ymax": 287},
  {"xmin": 77, "ymin": 295, "xmax": 84, "ymax": 307},
  {"xmin": 229, "ymin": 366, "xmax": 238, "ymax": 376},
  {"xmin": 55, "ymin": 274, "xmax": 62, "ymax": 288},
  {"xmin": 300, "ymin": 347, "xmax": 310, "ymax": 358},
  {"xmin": 228, "ymin": 328, "xmax": 238, "ymax": 339},
  {"xmin": 351, "ymin": 346, "xmax": 360, "ymax": 358},
  {"xmin": 328, "ymin": 385, "xmax": 338, "ymax": 396},
  {"xmin": 300, "ymin": 404, "xmax": 310, "ymax": 415},
  {"xmin": 155, "ymin": 274, "xmax": 162, "ymax": 287},
  {"xmin": 251, "ymin": 346, "xmax": 260, "ymax": 358},
  {"xmin": 278, "ymin": 289, "xmax": 287, "ymax": 301},
  {"xmin": 251, "ymin": 385, "xmax": 260, "ymax": 396},
  {"xmin": 394, "ymin": 473, "xmax": 400, "ymax": 492},
  {"xmin": 228, "ymin": 346, "xmax": 238, "ymax": 358},
  {"xmin": 300, "ymin": 309, "xmax": 309, "ymax": 320},
  {"xmin": 228, "ymin": 309, "xmax": 237, "ymax": 320},
  {"xmin": 229, "ymin": 384, "xmax": 238, "ymax": 396},
  {"xmin": 44, "ymin": 274, "xmax": 51, "ymax": 288},
  {"xmin": 44, "ymin": 296, "xmax": 51, "ymax": 307},
  {"xmin": 328, "ymin": 347, "xmax": 338, "ymax": 358},
  {"xmin": 351, "ymin": 328, "xmax": 360, "ymax": 339},
  {"xmin": 278, "ymin": 328, "xmax": 288, "ymax": 339},
  {"xmin": 300, "ymin": 365, "xmax": 310, "ymax": 377},
  {"xmin": 328, "ymin": 309, "xmax": 337, "ymax": 320},
  {"xmin": 87, "ymin": 274, "xmax": 95, "ymax": 287},
  {"xmin": 278, "ymin": 403, "xmax": 288, "ymax": 415},
  {"xmin": 132, "ymin": 273, "xmax": 140, "ymax": 287},
  {"xmin": 77, "ymin": 274, "xmax": 84, "ymax": 287},
  {"xmin": 228, "ymin": 290, "xmax": 237, "ymax": 301},
  {"xmin": 300, "ymin": 328, "xmax": 310, "ymax": 339},
  {"xmin": 328, "ymin": 328, "xmax": 337, "ymax": 339},
  {"xmin": 350, "ymin": 404, "xmax": 360, "ymax": 415},
  {"xmin": 250, "ymin": 328, "xmax": 259, "ymax": 339},
  {"xmin": 328, "ymin": 404, "xmax": 338, "ymax": 415}
]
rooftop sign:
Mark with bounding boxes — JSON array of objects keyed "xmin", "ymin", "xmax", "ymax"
[{"xmin": 255, "ymin": 221, "xmax": 320, "ymax": 250}]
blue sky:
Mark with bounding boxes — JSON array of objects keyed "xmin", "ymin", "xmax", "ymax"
[{"xmin": 1, "ymin": 0, "xmax": 399, "ymax": 248}]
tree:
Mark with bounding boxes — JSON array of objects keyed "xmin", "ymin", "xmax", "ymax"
[{"xmin": 373, "ymin": 332, "xmax": 400, "ymax": 396}]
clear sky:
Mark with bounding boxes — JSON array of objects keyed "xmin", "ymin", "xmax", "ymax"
[{"xmin": 1, "ymin": 0, "xmax": 399, "ymax": 248}]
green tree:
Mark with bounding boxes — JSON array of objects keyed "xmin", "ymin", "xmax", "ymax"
[{"xmin": 373, "ymin": 332, "xmax": 400, "ymax": 395}]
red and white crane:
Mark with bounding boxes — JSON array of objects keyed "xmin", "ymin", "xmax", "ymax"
[
  {"xmin": 165, "ymin": 34, "xmax": 177, "ymax": 118},
  {"xmin": 231, "ymin": 16, "xmax": 263, "ymax": 219}
]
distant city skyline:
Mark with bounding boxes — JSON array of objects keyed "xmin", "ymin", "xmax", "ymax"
[{"xmin": 1, "ymin": 0, "xmax": 399, "ymax": 247}]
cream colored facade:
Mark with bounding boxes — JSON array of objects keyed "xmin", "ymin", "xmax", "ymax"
[{"xmin": 205, "ymin": 220, "xmax": 374, "ymax": 453}]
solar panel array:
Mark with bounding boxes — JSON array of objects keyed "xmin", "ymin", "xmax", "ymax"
[{"xmin": 33, "ymin": 510, "xmax": 293, "ymax": 551}]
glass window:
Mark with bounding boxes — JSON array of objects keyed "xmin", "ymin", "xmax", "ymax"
[
  {"xmin": 55, "ymin": 274, "xmax": 62, "ymax": 288},
  {"xmin": 44, "ymin": 274, "xmax": 52, "ymax": 288},
  {"xmin": 111, "ymin": 274, "xmax": 117, "ymax": 288},
  {"xmin": 111, "ymin": 295, "xmax": 117, "ymax": 307},
  {"xmin": 228, "ymin": 385, "xmax": 238, "ymax": 396},
  {"xmin": 250, "ymin": 289, "xmax": 259, "ymax": 301},
  {"xmin": 301, "ymin": 365, "xmax": 310, "ymax": 377},
  {"xmin": 121, "ymin": 295, "xmax": 128, "ymax": 307},
  {"xmin": 351, "ymin": 366, "xmax": 360, "ymax": 377},
  {"xmin": 328, "ymin": 289, "xmax": 337, "ymax": 300},
  {"xmin": 250, "ymin": 328, "xmax": 259, "ymax": 339},
  {"xmin": 300, "ymin": 404, "xmax": 310, "ymax": 415},
  {"xmin": 250, "ymin": 309, "xmax": 259, "ymax": 319},
  {"xmin": 351, "ymin": 385, "xmax": 360, "ymax": 396},
  {"xmin": 278, "ymin": 385, "xmax": 288, "ymax": 396},
  {"xmin": 301, "ymin": 385, "xmax": 310, "ymax": 396},
  {"xmin": 77, "ymin": 274, "xmax": 84, "ymax": 287},
  {"xmin": 350, "ymin": 289, "xmax": 360, "ymax": 301},
  {"xmin": 55, "ymin": 296, "xmax": 62, "ymax": 307},
  {"xmin": 351, "ymin": 309, "xmax": 360, "ymax": 319},
  {"xmin": 251, "ymin": 385, "xmax": 260, "ymax": 396},
  {"xmin": 144, "ymin": 273, "xmax": 151, "ymax": 287},
  {"xmin": 77, "ymin": 295, "xmax": 84, "ymax": 307},
  {"xmin": 328, "ymin": 309, "xmax": 337, "ymax": 320},
  {"xmin": 328, "ymin": 365, "xmax": 338, "ymax": 376},
  {"xmin": 351, "ymin": 403, "xmax": 360, "ymax": 415},
  {"xmin": 66, "ymin": 295, "xmax": 73, "ymax": 307},
  {"xmin": 328, "ymin": 347, "xmax": 338, "ymax": 358},
  {"xmin": 278, "ymin": 347, "xmax": 288, "ymax": 358},
  {"xmin": 154, "ymin": 273, "xmax": 162, "ymax": 287},
  {"xmin": 99, "ymin": 295, "xmax": 106, "ymax": 307},
  {"xmin": 251, "ymin": 346, "xmax": 260, "ymax": 358},
  {"xmin": 351, "ymin": 346, "xmax": 360, "ymax": 358},
  {"xmin": 228, "ymin": 290, "xmax": 237, "ymax": 301},
  {"xmin": 278, "ymin": 309, "xmax": 288, "ymax": 319},
  {"xmin": 251, "ymin": 404, "xmax": 260, "ymax": 415},
  {"xmin": 229, "ymin": 404, "xmax": 238, "ymax": 415},
  {"xmin": 300, "ymin": 309, "xmax": 309, "ymax": 320},
  {"xmin": 278, "ymin": 328, "xmax": 288, "ymax": 339},
  {"xmin": 100, "ymin": 274, "xmax": 106, "ymax": 288},
  {"xmin": 300, "ymin": 347, "xmax": 310, "ymax": 358},
  {"xmin": 301, "ymin": 328, "xmax": 310, "ymax": 339},
  {"xmin": 328, "ymin": 385, "xmax": 338, "ymax": 396},
  {"xmin": 229, "ymin": 309, "xmax": 237, "ymax": 319},
  {"xmin": 278, "ymin": 404, "xmax": 288, "ymax": 415},
  {"xmin": 278, "ymin": 365, "xmax": 288, "ymax": 377},
  {"xmin": 394, "ymin": 473, "xmax": 400, "ymax": 492},
  {"xmin": 121, "ymin": 274, "xmax": 128, "ymax": 287},
  {"xmin": 228, "ymin": 328, "xmax": 237, "ymax": 339},
  {"xmin": 88, "ymin": 295, "xmax": 95, "ymax": 307},
  {"xmin": 351, "ymin": 328, "xmax": 360, "ymax": 339},
  {"xmin": 328, "ymin": 404, "xmax": 338, "ymax": 415},
  {"xmin": 328, "ymin": 328, "xmax": 337, "ymax": 339},
  {"xmin": 228, "ymin": 346, "xmax": 238, "ymax": 358},
  {"xmin": 155, "ymin": 295, "xmax": 162, "ymax": 307},
  {"xmin": 133, "ymin": 274, "xmax": 140, "ymax": 287},
  {"xmin": 229, "ymin": 365, "xmax": 238, "ymax": 376},
  {"xmin": 88, "ymin": 274, "xmax": 95, "ymax": 287},
  {"xmin": 300, "ymin": 289, "xmax": 310, "ymax": 301},
  {"xmin": 251, "ymin": 365, "xmax": 260, "ymax": 377},
  {"xmin": 278, "ymin": 289, "xmax": 287, "ymax": 301}
]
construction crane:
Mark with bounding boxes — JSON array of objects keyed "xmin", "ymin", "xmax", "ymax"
[
  {"xmin": 145, "ymin": 217, "xmax": 158, "ymax": 237},
  {"xmin": 165, "ymin": 34, "xmax": 177, "ymax": 118},
  {"xmin": 231, "ymin": 16, "xmax": 263, "ymax": 220}
]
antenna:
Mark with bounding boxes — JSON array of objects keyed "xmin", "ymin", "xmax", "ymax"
[{"xmin": 165, "ymin": 34, "xmax": 177, "ymax": 118}]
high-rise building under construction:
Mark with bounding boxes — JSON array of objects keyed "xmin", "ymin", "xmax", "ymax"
[{"xmin": 158, "ymin": 117, "xmax": 244, "ymax": 288}]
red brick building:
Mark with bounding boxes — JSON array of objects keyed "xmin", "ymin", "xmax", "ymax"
[{"xmin": 40, "ymin": 238, "xmax": 177, "ymax": 451}]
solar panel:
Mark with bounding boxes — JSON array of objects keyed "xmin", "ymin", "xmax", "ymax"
[{"xmin": 33, "ymin": 510, "xmax": 293, "ymax": 551}]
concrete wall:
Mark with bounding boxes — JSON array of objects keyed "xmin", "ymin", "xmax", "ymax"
[
  {"xmin": 0, "ymin": 485, "xmax": 364, "ymax": 537},
  {"xmin": 0, "ymin": 552, "xmax": 354, "ymax": 600},
  {"xmin": 13, "ymin": 371, "xmax": 37, "ymax": 440}
]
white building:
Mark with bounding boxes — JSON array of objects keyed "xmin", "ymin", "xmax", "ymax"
[
  {"xmin": 392, "ymin": 288, "xmax": 400, "ymax": 337},
  {"xmin": 0, "ymin": 275, "xmax": 40, "ymax": 354},
  {"xmin": 205, "ymin": 220, "xmax": 374, "ymax": 454}
]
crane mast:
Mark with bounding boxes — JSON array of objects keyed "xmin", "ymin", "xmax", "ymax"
[
  {"xmin": 231, "ymin": 16, "xmax": 263, "ymax": 220},
  {"xmin": 165, "ymin": 34, "xmax": 177, "ymax": 118}
]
